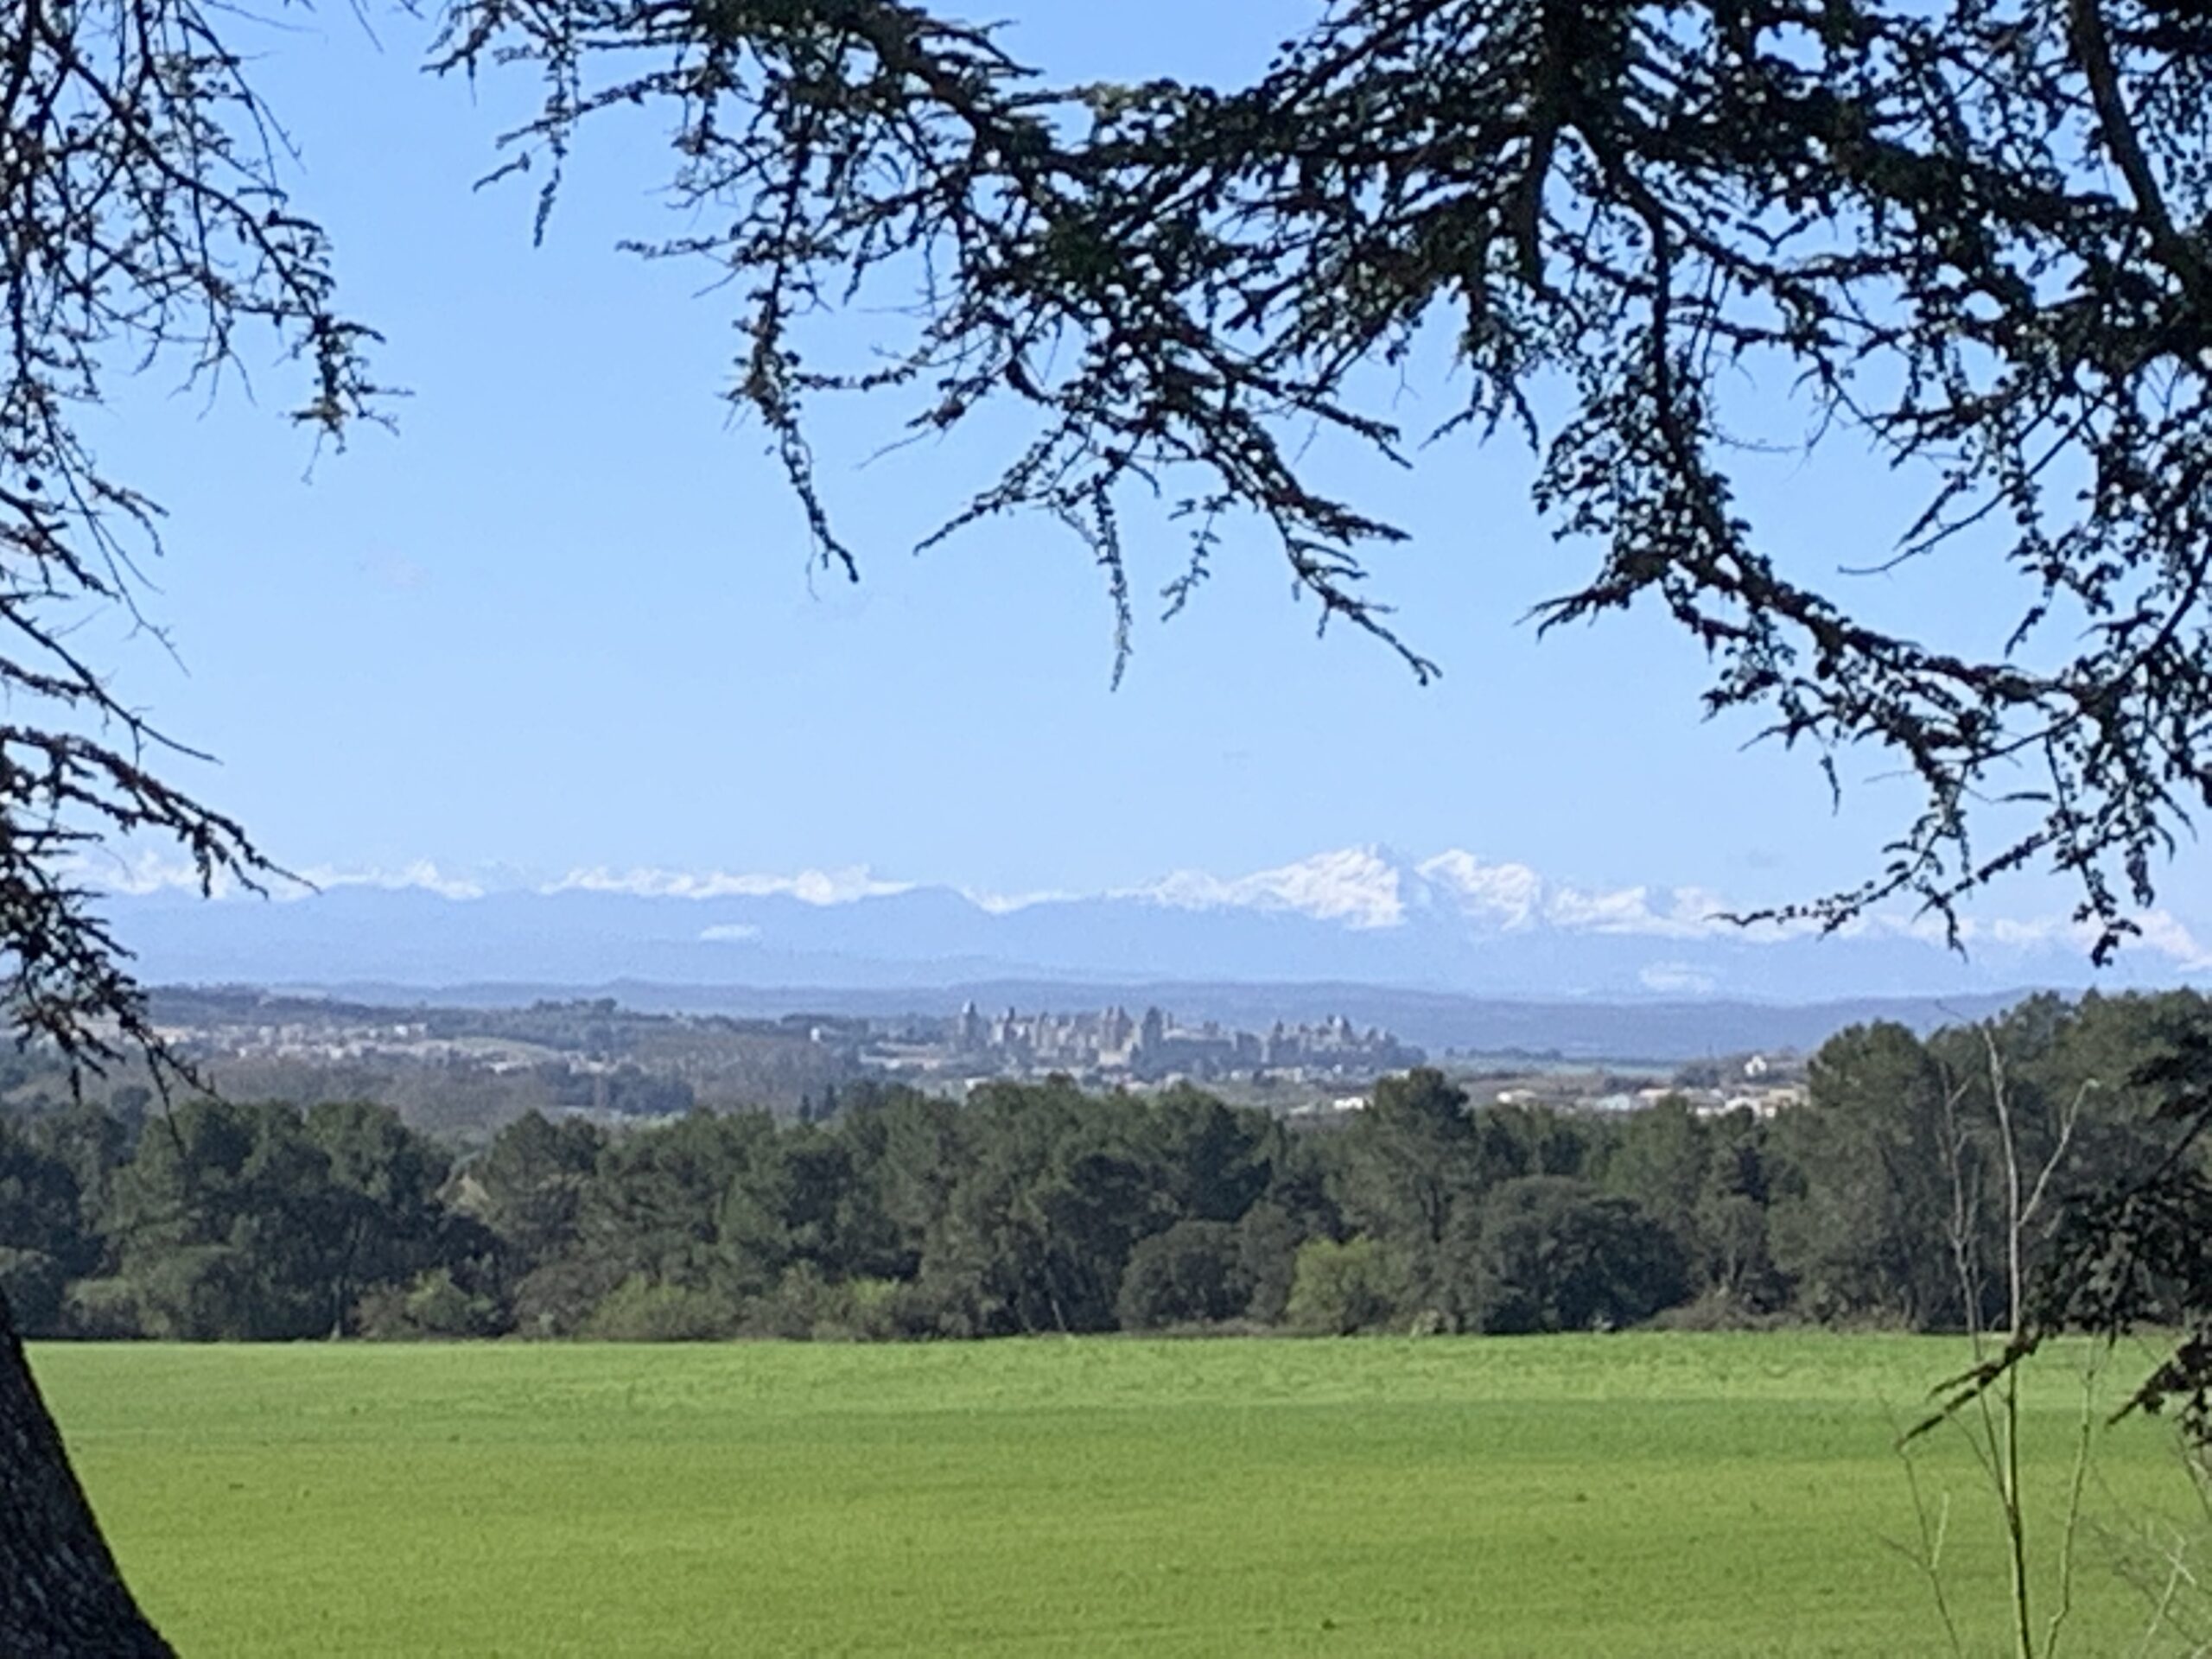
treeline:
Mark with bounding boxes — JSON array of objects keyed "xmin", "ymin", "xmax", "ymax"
[{"xmin": 0, "ymin": 990, "xmax": 2201, "ymax": 1342}]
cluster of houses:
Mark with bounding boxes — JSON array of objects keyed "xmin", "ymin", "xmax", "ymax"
[{"xmin": 1491, "ymin": 1052, "xmax": 1808, "ymax": 1120}]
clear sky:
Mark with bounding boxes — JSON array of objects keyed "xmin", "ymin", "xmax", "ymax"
[{"xmin": 79, "ymin": 2, "xmax": 2209, "ymax": 951}]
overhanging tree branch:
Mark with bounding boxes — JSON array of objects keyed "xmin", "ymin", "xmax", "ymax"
[{"xmin": 439, "ymin": 0, "xmax": 2212, "ymax": 955}]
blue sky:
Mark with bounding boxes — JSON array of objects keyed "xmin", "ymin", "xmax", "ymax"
[{"xmin": 80, "ymin": 3, "xmax": 2209, "ymax": 965}]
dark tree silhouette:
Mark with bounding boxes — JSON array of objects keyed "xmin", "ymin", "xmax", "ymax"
[
  {"xmin": 443, "ymin": 0, "xmax": 2212, "ymax": 955},
  {"xmin": 0, "ymin": 1294, "xmax": 168, "ymax": 1653},
  {"xmin": 8, "ymin": 0, "xmax": 2212, "ymax": 1643}
]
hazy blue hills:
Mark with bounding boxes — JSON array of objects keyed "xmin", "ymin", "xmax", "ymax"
[
  {"xmin": 99, "ymin": 844, "xmax": 2201, "ymax": 1000},
  {"xmin": 94, "ymin": 845, "xmax": 2203, "ymax": 1057}
]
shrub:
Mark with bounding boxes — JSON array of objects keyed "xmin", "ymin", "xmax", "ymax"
[
  {"xmin": 1646, "ymin": 1289, "xmax": 1796, "ymax": 1333},
  {"xmin": 1234, "ymin": 1204, "xmax": 1304, "ymax": 1326},
  {"xmin": 1116, "ymin": 1221, "xmax": 1251, "ymax": 1331},
  {"xmin": 509, "ymin": 1258, "xmax": 626, "ymax": 1339},
  {"xmin": 1471, "ymin": 1178, "xmax": 1688, "ymax": 1335},
  {"xmin": 739, "ymin": 1268, "xmax": 937, "ymax": 1341},
  {"xmin": 354, "ymin": 1268, "xmax": 505, "ymax": 1340},
  {"xmin": 816, "ymin": 1276, "xmax": 935, "ymax": 1342},
  {"xmin": 579, "ymin": 1276, "xmax": 737, "ymax": 1342},
  {"xmin": 0, "ymin": 1248, "xmax": 67, "ymax": 1336},
  {"xmin": 62, "ymin": 1277, "xmax": 145, "ymax": 1340},
  {"xmin": 1283, "ymin": 1237, "xmax": 1408, "ymax": 1335}
]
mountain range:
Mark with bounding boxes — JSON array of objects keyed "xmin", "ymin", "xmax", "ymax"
[{"xmin": 94, "ymin": 844, "xmax": 2207, "ymax": 1009}]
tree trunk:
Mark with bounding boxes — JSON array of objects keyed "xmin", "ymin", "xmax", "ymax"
[{"xmin": 0, "ymin": 1288, "xmax": 171, "ymax": 1656}]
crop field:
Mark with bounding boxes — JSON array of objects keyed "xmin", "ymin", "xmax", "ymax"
[{"xmin": 33, "ymin": 1334, "xmax": 2210, "ymax": 1656}]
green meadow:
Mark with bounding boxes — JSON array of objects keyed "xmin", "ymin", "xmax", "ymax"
[{"xmin": 34, "ymin": 1334, "xmax": 2209, "ymax": 1656}]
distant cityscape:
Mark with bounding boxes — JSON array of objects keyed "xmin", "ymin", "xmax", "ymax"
[
  {"xmin": 868, "ymin": 1002, "xmax": 1427, "ymax": 1087},
  {"xmin": 120, "ymin": 987, "xmax": 1812, "ymax": 1130}
]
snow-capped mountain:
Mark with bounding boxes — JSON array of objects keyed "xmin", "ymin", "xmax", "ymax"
[{"xmin": 88, "ymin": 846, "xmax": 2209, "ymax": 1002}]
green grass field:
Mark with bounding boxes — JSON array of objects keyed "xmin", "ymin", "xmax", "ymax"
[{"xmin": 31, "ymin": 1334, "xmax": 2210, "ymax": 1656}]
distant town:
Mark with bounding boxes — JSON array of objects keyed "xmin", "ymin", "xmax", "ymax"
[
  {"xmin": 140, "ymin": 990, "xmax": 1423, "ymax": 1087},
  {"xmin": 99, "ymin": 987, "xmax": 1813, "ymax": 1136},
  {"xmin": 868, "ymin": 1001, "xmax": 1427, "ymax": 1089}
]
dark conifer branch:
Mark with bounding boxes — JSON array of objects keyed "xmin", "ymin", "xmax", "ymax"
[{"xmin": 435, "ymin": 0, "xmax": 2212, "ymax": 953}]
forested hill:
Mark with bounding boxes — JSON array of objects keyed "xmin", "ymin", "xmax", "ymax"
[{"xmin": 0, "ymin": 988, "xmax": 2202, "ymax": 1346}]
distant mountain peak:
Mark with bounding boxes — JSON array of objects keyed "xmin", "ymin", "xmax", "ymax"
[
  {"xmin": 1413, "ymin": 850, "xmax": 1546, "ymax": 929},
  {"xmin": 1132, "ymin": 844, "xmax": 1412, "ymax": 929},
  {"xmin": 1120, "ymin": 845, "xmax": 1754, "ymax": 944},
  {"xmin": 78, "ymin": 842, "xmax": 2210, "ymax": 999}
]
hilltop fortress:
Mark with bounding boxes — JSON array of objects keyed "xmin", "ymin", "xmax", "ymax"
[{"xmin": 940, "ymin": 1001, "xmax": 1424, "ymax": 1084}]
